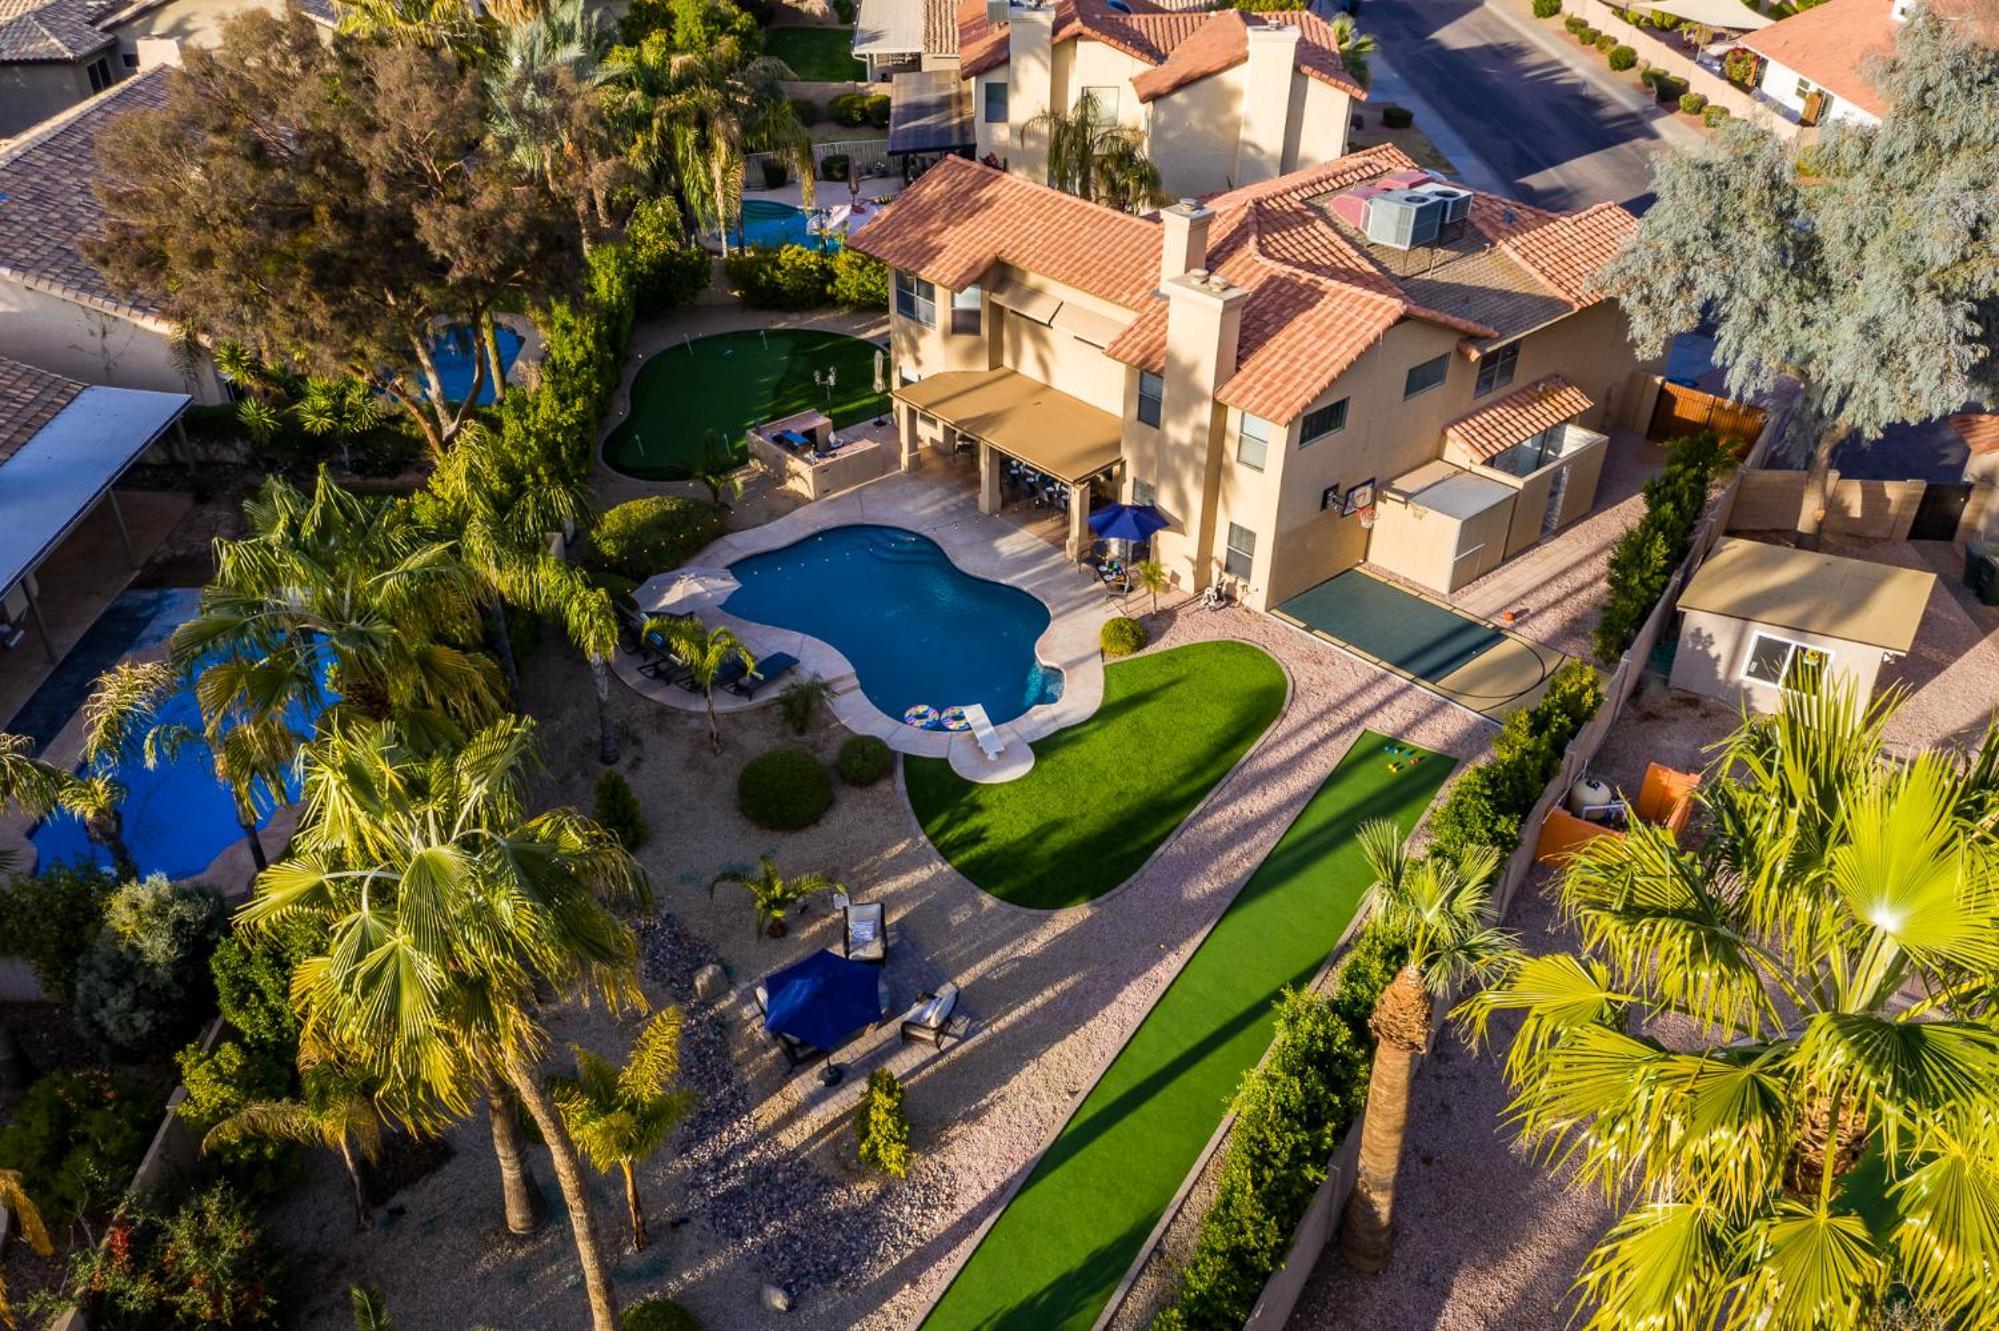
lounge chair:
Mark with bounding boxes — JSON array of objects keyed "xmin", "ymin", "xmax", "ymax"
[
  {"xmin": 679, "ymin": 654, "xmax": 748, "ymax": 694},
  {"xmin": 900, "ymin": 983, "xmax": 965, "ymax": 1048},
  {"xmin": 726, "ymin": 653, "xmax": 800, "ymax": 700},
  {"xmin": 963, "ymin": 704, "xmax": 1005, "ymax": 761},
  {"xmin": 843, "ymin": 900, "xmax": 887, "ymax": 964}
]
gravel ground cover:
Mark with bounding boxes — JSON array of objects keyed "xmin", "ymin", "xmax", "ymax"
[{"xmin": 903, "ymin": 640, "xmax": 1288, "ymax": 908}]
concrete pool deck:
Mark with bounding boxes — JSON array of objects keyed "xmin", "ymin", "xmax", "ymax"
[{"xmin": 609, "ymin": 471, "xmax": 1118, "ymax": 773}]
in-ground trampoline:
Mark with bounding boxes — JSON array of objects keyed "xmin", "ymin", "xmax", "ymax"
[{"xmin": 1274, "ymin": 568, "xmax": 1566, "ymax": 719}]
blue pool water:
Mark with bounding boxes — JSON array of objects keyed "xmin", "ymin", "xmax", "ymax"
[
  {"xmin": 722, "ymin": 525, "xmax": 1062, "ymax": 725},
  {"xmin": 26, "ymin": 592, "xmax": 327, "ymax": 881},
  {"xmin": 430, "ymin": 323, "xmax": 524, "ymax": 404},
  {"xmin": 731, "ymin": 199, "xmax": 842, "ymax": 253}
]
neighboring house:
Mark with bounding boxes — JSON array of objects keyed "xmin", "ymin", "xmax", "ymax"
[
  {"xmin": 0, "ymin": 0, "xmax": 335, "ymax": 140},
  {"xmin": 1733, "ymin": 0, "xmax": 1999, "ymax": 129},
  {"xmin": 1669, "ymin": 536, "xmax": 1934, "ymax": 713},
  {"xmin": 0, "ymin": 65, "xmax": 227, "ymax": 402},
  {"xmin": 851, "ymin": 147, "xmax": 1645, "ymax": 612},
  {"xmin": 1951, "ymin": 412, "xmax": 1999, "ymax": 486},
  {"xmin": 949, "ymin": 0, "xmax": 1365, "ymax": 198},
  {"xmin": 857, "ymin": 0, "xmax": 959, "ymax": 77}
]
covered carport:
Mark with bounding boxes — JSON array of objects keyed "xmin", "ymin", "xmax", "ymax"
[{"xmin": 891, "ymin": 367, "xmax": 1124, "ymax": 558}]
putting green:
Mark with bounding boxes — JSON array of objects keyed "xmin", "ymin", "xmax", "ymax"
[
  {"xmin": 601, "ymin": 329, "xmax": 888, "ymax": 481},
  {"xmin": 904, "ymin": 642, "xmax": 1288, "ymax": 909},
  {"xmin": 919, "ymin": 730, "xmax": 1455, "ymax": 1331}
]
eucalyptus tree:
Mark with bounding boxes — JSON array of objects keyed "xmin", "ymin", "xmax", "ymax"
[
  {"xmin": 1027, "ymin": 90, "xmax": 1164, "ymax": 213},
  {"xmin": 1460, "ymin": 683, "xmax": 1999, "ymax": 1330},
  {"xmin": 241, "ymin": 716, "xmax": 650, "ymax": 1331},
  {"xmin": 1600, "ymin": 8, "xmax": 1999, "ymax": 544},
  {"xmin": 550, "ymin": 1008, "xmax": 696, "ymax": 1251}
]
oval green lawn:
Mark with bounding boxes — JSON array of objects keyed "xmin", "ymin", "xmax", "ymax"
[
  {"xmin": 903, "ymin": 641, "xmax": 1287, "ymax": 908},
  {"xmin": 602, "ymin": 329, "xmax": 888, "ymax": 481}
]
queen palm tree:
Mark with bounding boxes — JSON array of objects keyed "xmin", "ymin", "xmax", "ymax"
[
  {"xmin": 687, "ymin": 431, "xmax": 744, "ymax": 511},
  {"xmin": 203, "ymin": 1065, "xmax": 386, "ymax": 1232},
  {"xmin": 549, "ymin": 1007, "xmax": 696, "ymax": 1250},
  {"xmin": 1337, "ymin": 821, "xmax": 1509, "ymax": 1273},
  {"xmin": 1458, "ymin": 682, "xmax": 1999, "ymax": 1330},
  {"xmin": 349, "ymin": 1285, "xmax": 394, "ymax": 1331},
  {"xmin": 338, "ymin": 0, "xmax": 489, "ymax": 54},
  {"xmin": 240, "ymin": 716, "xmax": 650, "ymax": 1331},
  {"xmin": 709, "ymin": 855, "xmax": 837, "ymax": 939},
  {"xmin": 0, "ymin": 1167, "xmax": 52, "ymax": 1330},
  {"xmin": 1028, "ymin": 90, "xmax": 1164, "ymax": 213},
  {"xmin": 659, "ymin": 616, "xmax": 753, "ymax": 755},
  {"xmin": 0, "ymin": 732, "xmax": 137, "ymax": 880},
  {"xmin": 485, "ymin": 0, "xmax": 624, "ymax": 240},
  {"xmin": 1133, "ymin": 559, "xmax": 1168, "ymax": 615},
  {"xmin": 545, "ymin": 568, "xmax": 625, "ymax": 766}
]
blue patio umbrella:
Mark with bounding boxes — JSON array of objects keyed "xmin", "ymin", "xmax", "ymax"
[
  {"xmin": 762, "ymin": 949, "xmax": 885, "ymax": 1050},
  {"xmin": 1087, "ymin": 502, "xmax": 1169, "ymax": 544}
]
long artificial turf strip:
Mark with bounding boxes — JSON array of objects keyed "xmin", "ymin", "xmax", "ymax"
[
  {"xmin": 764, "ymin": 26, "xmax": 866, "ymax": 81},
  {"xmin": 919, "ymin": 730, "xmax": 1456, "ymax": 1331},
  {"xmin": 601, "ymin": 329, "xmax": 886, "ymax": 480},
  {"xmin": 904, "ymin": 641, "xmax": 1288, "ymax": 909}
]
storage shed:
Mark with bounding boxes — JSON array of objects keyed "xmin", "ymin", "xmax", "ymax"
[
  {"xmin": 1668, "ymin": 537, "xmax": 1935, "ymax": 712},
  {"xmin": 1368, "ymin": 460, "xmax": 1516, "ymax": 593}
]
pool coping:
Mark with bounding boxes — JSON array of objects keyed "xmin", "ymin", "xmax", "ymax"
[{"xmin": 609, "ymin": 470, "xmax": 1116, "ymax": 759}]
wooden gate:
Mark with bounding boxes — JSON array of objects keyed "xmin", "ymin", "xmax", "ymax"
[{"xmin": 1648, "ymin": 382, "xmax": 1768, "ymax": 447}]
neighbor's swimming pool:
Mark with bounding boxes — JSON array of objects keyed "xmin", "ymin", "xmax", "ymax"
[
  {"xmin": 26, "ymin": 590, "xmax": 327, "ymax": 881},
  {"xmin": 732, "ymin": 199, "xmax": 842, "ymax": 252},
  {"xmin": 430, "ymin": 322, "xmax": 524, "ymax": 404},
  {"xmin": 722, "ymin": 525, "xmax": 1062, "ymax": 725}
]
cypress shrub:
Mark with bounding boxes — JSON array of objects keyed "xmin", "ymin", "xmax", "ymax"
[
  {"xmin": 855, "ymin": 1068, "xmax": 912, "ymax": 1177},
  {"xmin": 594, "ymin": 770, "xmax": 650, "ymax": 850}
]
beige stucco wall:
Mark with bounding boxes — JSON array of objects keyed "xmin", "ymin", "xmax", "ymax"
[
  {"xmin": 1285, "ymin": 77, "xmax": 1352, "ymax": 175},
  {"xmin": 1473, "ymin": 427, "xmax": 1610, "ymax": 558},
  {"xmin": 1000, "ymin": 312, "xmax": 1126, "ymax": 415},
  {"xmin": 0, "ymin": 61, "xmax": 106, "ymax": 138},
  {"xmin": 107, "ymin": 0, "xmax": 288, "ymax": 56},
  {"xmin": 0, "ymin": 278, "xmax": 224, "ymax": 401},
  {"xmin": 1148, "ymin": 65, "xmax": 1246, "ymax": 198},
  {"xmin": 1670, "ymin": 608, "xmax": 1887, "ymax": 714}
]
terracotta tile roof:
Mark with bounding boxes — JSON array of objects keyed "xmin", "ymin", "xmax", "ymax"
[
  {"xmin": 1741, "ymin": 0, "xmax": 1895, "ymax": 118},
  {"xmin": 1948, "ymin": 412, "xmax": 1999, "ymax": 455},
  {"xmin": 956, "ymin": 0, "xmax": 1361, "ymax": 96},
  {"xmin": 860, "ymin": 147, "xmax": 1637, "ymax": 426},
  {"xmin": 1444, "ymin": 374, "xmax": 1594, "ymax": 460},
  {"xmin": 923, "ymin": 0, "xmax": 957, "ymax": 55},
  {"xmin": 0, "ymin": 354, "xmax": 85, "ymax": 462},
  {"xmin": 0, "ymin": 0, "xmax": 117, "ymax": 62},
  {"xmin": 0, "ymin": 66, "xmax": 169, "ymax": 323}
]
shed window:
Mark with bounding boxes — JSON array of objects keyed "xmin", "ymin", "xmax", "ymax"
[{"xmin": 1742, "ymin": 631, "xmax": 1828, "ymax": 691}]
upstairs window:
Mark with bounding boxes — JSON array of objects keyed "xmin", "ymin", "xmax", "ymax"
[
  {"xmin": 1080, "ymin": 86, "xmax": 1119, "ymax": 124},
  {"xmin": 1474, "ymin": 343, "xmax": 1519, "ymax": 397},
  {"xmin": 1300, "ymin": 398, "xmax": 1348, "ymax": 445},
  {"xmin": 1237, "ymin": 414, "xmax": 1271, "ymax": 471},
  {"xmin": 895, "ymin": 271, "xmax": 936, "ymax": 327},
  {"xmin": 984, "ymin": 80, "xmax": 1008, "ymax": 124},
  {"xmin": 1137, "ymin": 370, "xmax": 1164, "ymax": 427},
  {"xmin": 1403, "ymin": 353, "xmax": 1449, "ymax": 399},
  {"xmin": 952, "ymin": 284, "xmax": 983, "ymax": 335},
  {"xmin": 87, "ymin": 57, "xmax": 112, "ymax": 92}
]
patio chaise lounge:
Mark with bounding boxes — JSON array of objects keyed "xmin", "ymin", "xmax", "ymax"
[
  {"xmin": 726, "ymin": 652, "xmax": 800, "ymax": 700},
  {"xmin": 963, "ymin": 703, "xmax": 1005, "ymax": 761},
  {"xmin": 679, "ymin": 654, "xmax": 748, "ymax": 694},
  {"xmin": 900, "ymin": 982, "xmax": 966, "ymax": 1048},
  {"xmin": 842, "ymin": 900, "xmax": 887, "ymax": 963}
]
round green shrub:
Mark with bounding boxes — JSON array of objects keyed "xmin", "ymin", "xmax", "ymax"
[
  {"xmin": 738, "ymin": 748, "xmax": 833, "ymax": 830},
  {"xmin": 837, "ymin": 735, "xmax": 893, "ymax": 786},
  {"xmin": 1578, "ymin": 24, "xmax": 1600, "ymax": 42},
  {"xmin": 1608, "ymin": 44, "xmax": 1637, "ymax": 70},
  {"xmin": 1532, "ymin": 0, "xmax": 1562, "ymax": 16},
  {"xmin": 624, "ymin": 1298, "xmax": 703, "ymax": 1331},
  {"xmin": 821, "ymin": 153, "xmax": 851, "ymax": 181},
  {"xmin": 1100, "ymin": 617, "xmax": 1148, "ymax": 658},
  {"xmin": 828, "ymin": 91, "xmax": 869, "ymax": 125},
  {"xmin": 788, "ymin": 95, "xmax": 820, "ymax": 125},
  {"xmin": 1679, "ymin": 91, "xmax": 1708, "ymax": 114},
  {"xmin": 589, "ymin": 496, "xmax": 729, "ymax": 580},
  {"xmin": 1564, "ymin": 13, "xmax": 1587, "ymax": 32},
  {"xmin": 1703, "ymin": 103, "xmax": 1733, "ymax": 127},
  {"xmin": 1381, "ymin": 105, "xmax": 1414, "ymax": 129},
  {"xmin": 1594, "ymin": 31, "xmax": 1617, "ymax": 52},
  {"xmin": 1653, "ymin": 73, "xmax": 1688, "ymax": 102},
  {"xmin": 864, "ymin": 93, "xmax": 892, "ymax": 127}
]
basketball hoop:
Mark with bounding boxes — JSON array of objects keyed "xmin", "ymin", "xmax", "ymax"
[{"xmin": 1358, "ymin": 504, "xmax": 1378, "ymax": 529}]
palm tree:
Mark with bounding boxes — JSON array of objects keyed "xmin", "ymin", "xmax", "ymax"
[
  {"xmin": 659, "ymin": 617, "xmax": 753, "ymax": 754},
  {"xmin": 349, "ymin": 1284, "xmax": 394, "ymax": 1331},
  {"xmin": 548, "ymin": 569, "xmax": 625, "ymax": 766},
  {"xmin": 775, "ymin": 676, "xmax": 836, "ymax": 735},
  {"xmin": 485, "ymin": 0, "xmax": 623, "ymax": 239},
  {"xmin": 1028, "ymin": 90, "xmax": 1164, "ymax": 213},
  {"xmin": 1337, "ymin": 821, "xmax": 1509, "ymax": 1273},
  {"xmin": 0, "ymin": 732, "xmax": 136, "ymax": 879},
  {"xmin": 1329, "ymin": 14, "xmax": 1376, "ymax": 93},
  {"xmin": 1133, "ymin": 559, "xmax": 1168, "ymax": 615},
  {"xmin": 1458, "ymin": 681, "xmax": 1999, "ymax": 1330},
  {"xmin": 203, "ymin": 1066, "xmax": 386, "ymax": 1232},
  {"xmin": 0, "ymin": 1168, "xmax": 52, "ymax": 1331},
  {"xmin": 240, "ymin": 716, "xmax": 651, "ymax": 1331},
  {"xmin": 687, "ymin": 431, "xmax": 744, "ymax": 511},
  {"xmin": 549, "ymin": 1007, "xmax": 696, "ymax": 1251},
  {"xmin": 709, "ymin": 855, "xmax": 837, "ymax": 939},
  {"xmin": 337, "ymin": 0, "xmax": 489, "ymax": 54}
]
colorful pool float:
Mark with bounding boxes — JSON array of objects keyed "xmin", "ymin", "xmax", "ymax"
[
  {"xmin": 939, "ymin": 706, "xmax": 972, "ymax": 732},
  {"xmin": 903, "ymin": 704, "xmax": 940, "ymax": 729}
]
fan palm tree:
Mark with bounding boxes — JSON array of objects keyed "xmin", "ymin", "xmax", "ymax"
[
  {"xmin": 239, "ymin": 716, "xmax": 650, "ymax": 1331},
  {"xmin": 1028, "ymin": 90, "xmax": 1164, "ymax": 213},
  {"xmin": 1328, "ymin": 14, "xmax": 1376, "ymax": 93},
  {"xmin": 1458, "ymin": 681, "xmax": 1999, "ymax": 1331},
  {"xmin": 658, "ymin": 617, "xmax": 753, "ymax": 754},
  {"xmin": 0, "ymin": 1167, "xmax": 52, "ymax": 1331},
  {"xmin": 203, "ymin": 1065, "xmax": 386, "ymax": 1232},
  {"xmin": 174, "ymin": 470, "xmax": 504, "ymax": 752},
  {"xmin": 349, "ymin": 1284, "xmax": 394, "ymax": 1331},
  {"xmin": 0, "ymin": 732, "xmax": 137, "ymax": 880},
  {"xmin": 709, "ymin": 855, "xmax": 837, "ymax": 939},
  {"xmin": 549, "ymin": 1007, "xmax": 696, "ymax": 1251},
  {"xmin": 1338, "ymin": 821, "xmax": 1509, "ymax": 1273}
]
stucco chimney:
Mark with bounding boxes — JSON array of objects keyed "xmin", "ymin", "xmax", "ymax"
[
  {"xmin": 1234, "ymin": 22, "xmax": 1300, "ymax": 185},
  {"xmin": 1162, "ymin": 269, "xmax": 1248, "ymax": 398},
  {"xmin": 1158, "ymin": 199, "xmax": 1215, "ymax": 288},
  {"xmin": 1008, "ymin": 2, "xmax": 1057, "ymax": 183},
  {"xmin": 1153, "ymin": 269, "xmax": 1250, "ymax": 595}
]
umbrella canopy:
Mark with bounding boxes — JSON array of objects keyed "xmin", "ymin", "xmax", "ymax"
[
  {"xmin": 634, "ymin": 567, "xmax": 740, "ymax": 615},
  {"xmin": 1088, "ymin": 502, "xmax": 1169, "ymax": 543},
  {"xmin": 762, "ymin": 949, "xmax": 886, "ymax": 1050}
]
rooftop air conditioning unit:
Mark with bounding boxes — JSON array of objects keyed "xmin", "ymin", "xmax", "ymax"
[
  {"xmin": 1364, "ymin": 189, "xmax": 1446, "ymax": 249},
  {"xmin": 1416, "ymin": 183, "xmax": 1474, "ymax": 225}
]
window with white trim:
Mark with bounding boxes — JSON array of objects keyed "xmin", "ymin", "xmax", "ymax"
[
  {"xmin": 1301, "ymin": 398, "xmax": 1348, "ymax": 445},
  {"xmin": 1224, "ymin": 522, "xmax": 1256, "ymax": 580},
  {"xmin": 984, "ymin": 80, "xmax": 1008, "ymax": 123},
  {"xmin": 1237, "ymin": 414, "xmax": 1271, "ymax": 471},
  {"xmin": 951, "ymin": 284, "xmax": 982, "ymax": 335},
  {"xmin": 1741, "ymin": 631, "xmax": 1829, "ymax": 691},
  {"xmin": 1137, "ymin": 370, "xmax": 1164, "ymax": 427},
  {"xmin": 894, "ymin": 271, "xmax": 936, "ymax": 326},
  {"xmin": 1403, "ymin": 353, "xmax": 1449, "ymax": 399},
  {"xmin": 1474, "ymin": 342, "xmax": 1519, "ymax": 397},
  {"xmin": 1080, "ymin": 86, "xmax": 1119, "ymax": 124}
]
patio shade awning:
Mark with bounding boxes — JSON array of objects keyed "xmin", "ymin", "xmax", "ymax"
[
  {"xmin": 1651, "ymin": 0, "xmax": 1772, "ymax": 27},
  {"xmin": 986, "ymin": 274, "xmax": 1064, "ymax": 326},
  {"xmin": 888, "ymin": 70, "xmax": 974, "ymax": 155},
  {"xmin": 1444, "ymin": 374, "xmax": 1593, "ymax": 461},
  {"xmin": 895, "ymin": 367, "xmax": 1124, "ymax": 484}
]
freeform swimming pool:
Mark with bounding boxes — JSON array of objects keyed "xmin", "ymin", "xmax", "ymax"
[
  {"xmin": 731, "ymin": 199, "xmax": 842, "ymax": 252},
  {"xmin": 722, "ymin": 525, "xmax": 1062, "ymax": 725}
]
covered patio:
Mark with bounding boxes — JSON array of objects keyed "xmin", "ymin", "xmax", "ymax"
[{"xmin": 891, "ymin": 368, "xmax": 1124, "ymax": 559}]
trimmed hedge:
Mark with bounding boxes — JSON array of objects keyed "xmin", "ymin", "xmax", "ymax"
[
  {"xmin": 1564, "ymin": 13, "xmax": 1588, "ymax": 32},
  {"xmin": 1594, "ymin": 31, "xmax": 1617, "ymax": 51},
  {"xmin": 1608, "ymin": 44, "xmax": 1637, "ymax": 70},
  {"xmin": 626, "ymin": 197, "xmax": 711, "ymax": 315},
  {"xmin": 837, "ymin": 735, "xmax": 894, "ymax": 786},
  {"xmin": 588, "ymin": 496, "xmax": 728, "ymax": 581},
  {"xmin": 724, "ymin": 243, "xmax": 892, "ymax": 310},
  {"xmin": 1652, "ymin": 72, "xmax": 1689, "ymax": 102},
  {"xmin": 1427, "ymin": 660, "xmax": 1605, "ymax": 865},
  {"xmin": 1679, "ymin": 91, "xmax": 1709, "ymax": 114},
  {"xmin": 1591, "ymin": 431, "xmax": 1728, "ymax": 664},
  {"xmin": 738, "ymin": 748, "xmax": 833, "ymax": 830},
  {"xmin": 1101, "ymin": 616, "xmax": 1148, "ymax": 658}
]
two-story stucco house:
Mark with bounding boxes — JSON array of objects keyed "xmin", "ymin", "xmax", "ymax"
[{"xmin": 849, "ymin": 147, "xmax": 1646, "ymax": 611}]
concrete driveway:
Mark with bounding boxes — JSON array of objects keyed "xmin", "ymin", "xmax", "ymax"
[{"xmin": 1353, "ymin": 0, "xmax": 1700, "ymax": 212}]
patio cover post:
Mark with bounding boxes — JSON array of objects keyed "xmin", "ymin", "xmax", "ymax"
[
  {"xmin": 22, "ymin": 578, "xmax": 54, "ymax": 663},
  {"xmin": 1067, "ymin": 488, "xmax": 1091, "ymax": 561},
  {"xmin": 978, "ymin": 440, "xmax": 1001, "ymax": 515},
  {"xmin": 107, "ymin": 490, "xmax": 137, "ymax": 566}
]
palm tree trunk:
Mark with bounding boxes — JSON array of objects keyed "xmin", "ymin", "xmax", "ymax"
[
  {"xmin": 705, "ymin": 689, "xmax": 721, "ymax": 754},
  {"xmin": 506, "ymin": 1061, "xmax": 620, "ymax": 1331},
  {"xmin": 240, "ymin": 816, "xmax": 268, "ymax": 873},
  {"xmin": 621, "ymin": 1161, "xmax": 648, "ymax": 1252},
  {"xmin": 86, "ymin": 811, "xmax": 138, "ymax": 882},
  {"xmin": 592, "ymin": 658, "xmax": 619, "ymax": 766},
  {"xmin": 482, "ymin": 315, "xmax": 508, "ymax": 406},
  {"xmin": 339, "ymin": 1135, "xmax": 372, "ymax": 1231},
  {"xmin": 1339, "ymin": 968, "xmax": 1431, "ymax": 1273},
  {"xmin": 1798, "ymin": 421, "xmax": 1848, "ymax": 549},
  {"xmin": 489, "ymin": 1089, "xmax": 548, "ymax": 1236},
  {"xmin": 712, "ymin": 153, "xmax": 731, "ymax": 258},
  {"xmin": 490, "ymin": 602, "xmax": 522, "ymax": 712}
]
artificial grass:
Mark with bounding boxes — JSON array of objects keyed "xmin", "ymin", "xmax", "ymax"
[
  {"xmin": 601, "ymin": 329, "xmax": 887, "ymax": 481},
  {"xmin": 904, "ymin": 642, "xmax": 1287, "ymax": 909},
  {"xmin": 919, "ymin": 731, "xmax": 1456, "ymax": 1331},
  {"xmin": 765, "ymin": 26, "xmax": 865, "ymax": 81}
]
